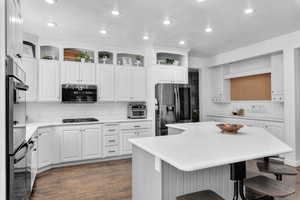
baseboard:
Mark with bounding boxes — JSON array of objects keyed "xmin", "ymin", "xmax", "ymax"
[
  {"xmin": 284, "ymin": 159, "xmax": 300, "ymax": 167},
  {"xmin": 37, "ymin": 155, "xmax": 132, "ymax": 174}
]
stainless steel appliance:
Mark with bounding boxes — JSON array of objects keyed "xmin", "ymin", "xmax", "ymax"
[
  {"xmin": 127, "ymin": 103, "xmax": 147, "ymax": 119},
  {"xmin": 6, "ymin": 56, "xmax": 32, "ymax": 200},
  {"xmin": 155, "ymin": 84, "xmax": 192, "ymax": 136},
  {"xmin": 61, "ymin": 84, "xmax": 97, "ymax": 103},
  {"xmin": 62, "ymin": 118, "xmax": 99, "ymax": 123}
]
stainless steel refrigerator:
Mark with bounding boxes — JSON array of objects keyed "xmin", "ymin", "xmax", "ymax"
[{"xmin": 155, "ymin": 84, "xmax": 192, "ymax": 136}]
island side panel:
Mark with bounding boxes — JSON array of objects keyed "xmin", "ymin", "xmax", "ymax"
[
  {"xmin": 132, "ymin": 145, "xmax": 162, "ymax": 200},
  {"xmin": 162, "ymin": 162, "xmax": 234, "ymax": 200}
]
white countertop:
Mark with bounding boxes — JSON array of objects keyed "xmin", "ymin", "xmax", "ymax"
[
  {"xmin": 16, "ymin": 118, "xmax": 152, "ymax": 142},
  {"xmin": 207, "ymin": 114, "xmax": 284, "ymax": 122},
  {"xmin": 129, "ymin": 122, "xmax": 292, "ymax": 172}
]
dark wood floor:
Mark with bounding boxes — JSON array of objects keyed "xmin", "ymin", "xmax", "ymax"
[
  {"xmin": 31, "ymin": 159, "xmax": 131, "ymax": 200},
  {"xmin": 31, "ymin": 159, "xmax": 300, "ymax": 200}
]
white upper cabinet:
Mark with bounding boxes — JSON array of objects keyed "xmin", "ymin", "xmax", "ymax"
[
  {"xmin": 209, "ymin": 66, "xmax": 230, "ymax": 103},
  {"xmin": 115, "ymin": 66, "xmax": 132, "ymax": 101},
  {"xmin": 39, "ymin": 60, "xmax": 60, "ymax": 101},
  {"xmin": 96, "ymin": 64, "xmax": 115, "ymax": 101},
  {"xmin": 80, "ymin": 63, "xmax": 96, "ymax": 84},
  {"xmin": 21, "ymin": 58, "xmax": 38, "ymax": 101},
  {"xmin": 62, "ymin": 61, "xmax": 95, "ymax": 84},
  {"xmin": 61, "ymin": 61, "xmax": 80, "ymax": 84},
  {"xmin": 115, "ymin": 66, "xmax": 147, "ymax": 101},
  {"xmin": 131, "ymin": 68, "xmax": 147, "ymax": 101},
  {"xmin": 271, "ymin": 53, "xmax": 284, "ymax": 102}
]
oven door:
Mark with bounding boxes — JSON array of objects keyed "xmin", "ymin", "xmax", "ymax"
[{"xmin": 9, "ymin": 142, "xmax": 30, "ymax": 200}]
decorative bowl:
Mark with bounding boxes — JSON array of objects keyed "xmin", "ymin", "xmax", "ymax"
[{"xmin": 216, "ymin": 123, "xmax": 244, "ymax": 134}]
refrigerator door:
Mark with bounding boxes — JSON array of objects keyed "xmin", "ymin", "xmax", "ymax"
[
  {"xmin": 176, "ymin": 85, "xmax": 192, "ymax": 122},
  {"xmin": 155, "ymin": 84, "xmax": 176, "ymax": 136}
]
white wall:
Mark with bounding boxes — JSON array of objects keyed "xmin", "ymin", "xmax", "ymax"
[
  {"xmin": 16, "ymin": 102, "xmax": 128, "ymax": 123},
  {"xmin": 0, "ymin": 0, "xmax": 6, "ymax": 198},
  {"xmin": 199, "ymin": 30, "xmax": 300, "ymax": 166}
]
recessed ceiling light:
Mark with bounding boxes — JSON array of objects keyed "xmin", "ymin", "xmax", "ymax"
[
  {"xmin": 99, "ymin": 29, "xmax": 107, "ymax": 35},
  {"xmin": 163, "ymin": 19, "xmax": 171, "ymax": 25},
  {"xmin": 179, "ymin": 40, "xmax": 185, "ymax": 45},
  {"xmin": 143, "ymin": 35, "xmax": 149, "ymax": 40},
  {"xmin": 244, "ymin": 8, "xmax": 254, "ymax": 15},
  {"xmin": 47, "ymin": 21, "xmax": 57, "ymax": 27},
  {"xmin": 196, "ymin": 0, "xmax": 206, "ymax": 2},
  {"xmin": 111, "ymin": 9, "xmax": 120, "ymax": 16},
  {"xmin": 205, "ymin": 26, "xmax": 213, "ymax": 33},
  {"xmin": 44, "ymin": 0, "xmax": 57, "ymax": 4}
]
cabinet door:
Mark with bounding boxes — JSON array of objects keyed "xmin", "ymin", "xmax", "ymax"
[
  {"xmin": 21, "ymin": 58, "xmax": 38, "ymax": 101},
  {"xmin": 96, "ymin": 65, "xmax": 115, "ymax": 101},
  {"xmin": 121, "ymin": 132, "xmax": 136, "ymax": 154},
  {"xmin": 61, "ymin": 61, "xmax": 80, "ymax": 84},
  {"xmin": 37, "ymin": 130, "xmax": 52, "ymax": 168},
  {"xmin": 271, "ymin": 53, "xmax": 284, "ymax": 94},
  {"xmin": 60, "ymin": 128, "xmax": 82, "ymax": 162},
  {"xmin": 131, "ymin": 68, "xmax": 146, "ymax": 101},
  {"xmin": 39, "ymin": 60, "xmax": 60, "ymax": 101},
  {"xmin": 82, "ymin": 128, "xmax": 101, "ymax": 160},
  {"xmin": 80, "ymin": 63, "xmax": 96, "ymax": 84},
  {"xmin": 115, "ymin": 66, "xmax": 131, "ymax": 101},
  {"xmin": 173, "ymin": 67, "xmax": 188, "ymax": 84}
]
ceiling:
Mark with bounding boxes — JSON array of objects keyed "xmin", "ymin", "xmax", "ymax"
[{"xmin": 22, "ymin": 0, "xmax": 300, "ymax": 57}]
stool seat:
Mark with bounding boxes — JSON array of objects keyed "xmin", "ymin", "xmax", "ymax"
[
  {"xmin": 246, "ymin": 175, "xmax": 295, "ymax": 198},
  {"xmin": 176, "ymin": 190, "xmax": 225, "ymax": 200},
  {"xmin": 257, "ymin": 161, "xmax": 298, "ymax": 176}
]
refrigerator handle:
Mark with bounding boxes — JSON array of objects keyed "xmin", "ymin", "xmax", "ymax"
[{"xmin": 174, "ymin": 87, "xmax": 180, "ymax": 122}]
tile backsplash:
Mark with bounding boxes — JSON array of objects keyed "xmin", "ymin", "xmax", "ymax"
[{"xmin": 16, "ymin": 102, "xmax": 128, "ymax": 123}]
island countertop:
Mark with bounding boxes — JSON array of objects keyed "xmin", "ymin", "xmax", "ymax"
[{"xmin": 129, "ymin": 122, "xmax": 292, "ymax": 172}]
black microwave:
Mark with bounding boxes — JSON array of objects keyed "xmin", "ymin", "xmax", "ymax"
[{"xmin": 61, "ymin": 84, "xmax": 97, "ymax": 103}]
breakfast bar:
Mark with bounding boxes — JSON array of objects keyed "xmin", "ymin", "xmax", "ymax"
[{"xmin": 129, "ymin": 122, "xmax": 292, "ymax": 200}]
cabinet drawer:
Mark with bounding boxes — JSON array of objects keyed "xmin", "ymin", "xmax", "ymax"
[
  {"xmin": 104, "ymin": 135, "xmax": 119, "ymax": 146},
  {"xmin": 120, "ymin": 122, "xmax": 152, "ymax": 130},
  {"xmin": 103, "ymin": 124, "xmax": 119, "ymax": 135},
  {"xmin": 103, "ymin": 146, "xmax": 120, "ymax": 157}
]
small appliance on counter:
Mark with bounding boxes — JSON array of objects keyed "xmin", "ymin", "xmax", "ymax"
[
  {"xmin": 62, "ymin": 118, "xmax": 99, "ymax": 123},
  {"xmin": 61, "ymin": 84, "xmax": 97, "ymax": 103},
  {"xmin": 127, "ymin": 102, "xmax": 147, "ymax": 119}
]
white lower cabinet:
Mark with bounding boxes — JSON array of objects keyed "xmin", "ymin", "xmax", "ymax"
[
  {"xmin": 120, "ymin": 122, "xmax": 152, "ymax": 155},
  {"xmin": 60, "ymin": 128, "xmax": 82, "ymax": 162},
  {"xmin": 37, "ymin": 128, "xmax": 53, "ymax": 168},
  {"xmin": 60, "ymin": 125, "xmax": 102, "ymax": 162},
  {"xmin": 103, "ymin": 123, "xmax": 120, "ymax": 157},
  {"xmin": 82, "ymin": 128, "xmax": 102, "ymax": 159}
]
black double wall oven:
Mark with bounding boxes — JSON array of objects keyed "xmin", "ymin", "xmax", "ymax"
[{"xmin": 6, "ymin": 56, "xmax": 32, "ymax": 200}]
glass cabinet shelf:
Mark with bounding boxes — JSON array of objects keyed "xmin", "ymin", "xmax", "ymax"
[
  {"xmin": 98, "ymin": 51, "xmax": 113, "ymax": 64},
  {"xmin": 40, "ymin": 45, "xmax": 59, "ymax": 60},
  {"xmin": 117, "ymin": 53, "xmax": 144, "ymax": 67},
  {"xmin": 64, "ymin": 48, "xmax": 95, "ymax": 63}
]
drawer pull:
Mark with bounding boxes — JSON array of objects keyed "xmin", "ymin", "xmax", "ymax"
[
  {"xmin": 108, "ymin": 129, "xmax": 116, "ymax": 132},
  {"xmin": 134, "ymin": 125, "xmax": 141, "ymax": 128},
  {"xmin": 108, "ymin": 150, "xmax": 116, "ymax": 153},
  {"xmin": 108, "ymin": 140, "xmax": 116, "ymax": 143}
]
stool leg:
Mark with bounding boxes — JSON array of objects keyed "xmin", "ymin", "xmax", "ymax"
[
  {"xmin": 275, "ymin": 174, "xmax": 283, "ymax": 181},
  {"xmin": 239, "ymin": 180, "xmax": 247, "ymax": 200},
  {"xmin": 233, "ymin": 181, "xmax": 239, "ymax": 200}
]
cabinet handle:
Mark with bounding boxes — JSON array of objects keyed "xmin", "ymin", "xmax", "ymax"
[
  {"xmin": 108, "ymin": 150, "xmax": 116, "ymax": 153},
  {"xmin": 108, "ymin": 129, "xmax": 116, "ymax": 132},
  {"xmin": 33, "ymin": 148, "xmax": 37, "ymax": 152},
  {"xmin": 108, "ymin": 140, "xmax": 116, "ymax": 143},
  {"xmin": 134, "ymin": 125, "xmax": 141, "ymax": 128}
]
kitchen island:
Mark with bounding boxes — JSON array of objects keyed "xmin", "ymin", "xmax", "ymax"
[{"xmin": 129, "ymin": 122, "xmax": 292, "ymax": 200}]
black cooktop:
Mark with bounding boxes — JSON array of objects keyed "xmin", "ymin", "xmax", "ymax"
[{"xmin": 62, "ymin": 118, "xmax": 99, "ymax": 123}]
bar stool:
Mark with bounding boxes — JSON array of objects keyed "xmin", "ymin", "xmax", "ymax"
[
  {"xmin": 176, "ymin": 190, "xmax": 225, "ymax": 200},
  {"xmin": 256, "ymin": 157, "xmax": 298, "ymax": 181},
  {"xmin": 246, "ymin": 175, "xmax": 295, "ymax": 199}
]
